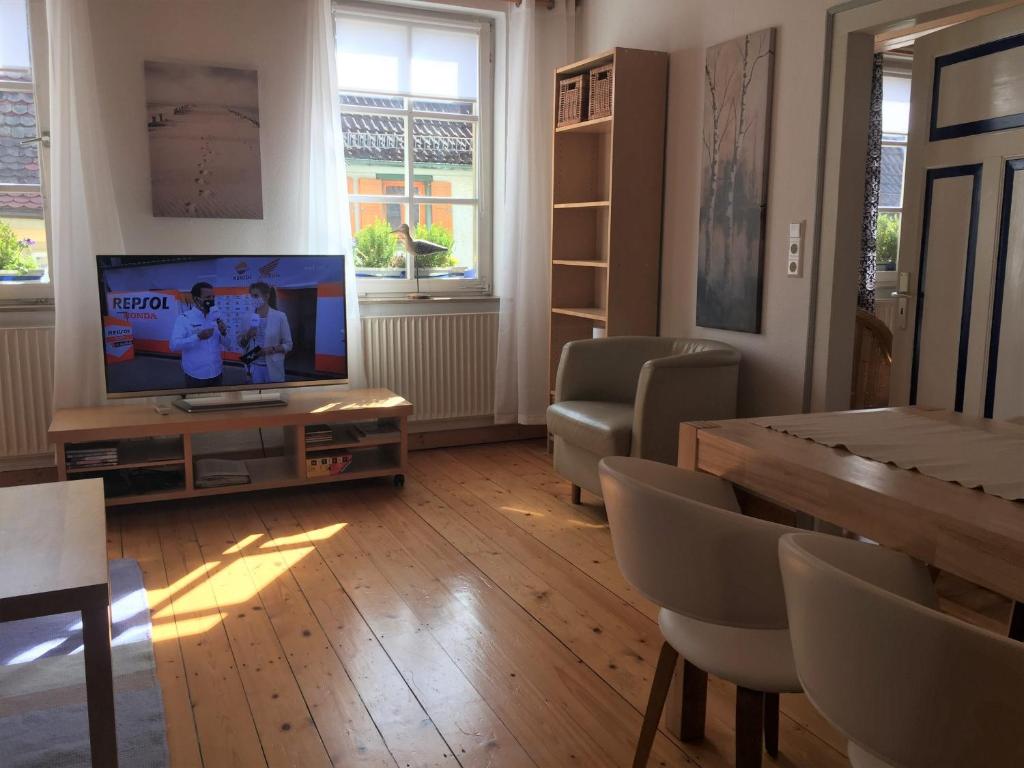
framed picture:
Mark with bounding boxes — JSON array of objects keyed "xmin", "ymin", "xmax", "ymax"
[
  {"xmin": 144, "ymin": 61, "xmax": 264, "ymax": 220},
  {"xmin": 696, "ymin": 28, "xmax": 776, "ymax": 333}
]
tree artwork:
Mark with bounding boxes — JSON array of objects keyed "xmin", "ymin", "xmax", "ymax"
[{"xmin": 696, "ymin": 28, "xmax": 776, "ymax": 333}]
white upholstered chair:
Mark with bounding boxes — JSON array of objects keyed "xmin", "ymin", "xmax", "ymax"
[
  {"xmin": 778, "ymin": 532, "xmax": 1024, "ymax": 768},
  {"xmin": 548, "ymin": 337, "xmax": 739, "ymax": 503},
  {"xmin": 598, "ymin": 456, "xmax": 801, "ymax": 768}
]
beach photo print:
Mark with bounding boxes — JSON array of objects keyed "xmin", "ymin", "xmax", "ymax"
[{"xmin": 144, "ymin": 61, "xmax": 264, "ymax": 219}]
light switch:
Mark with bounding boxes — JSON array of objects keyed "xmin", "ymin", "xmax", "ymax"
[{"xmin": 787, "ymin": 221, "xmax": 803, "ymax": 278}]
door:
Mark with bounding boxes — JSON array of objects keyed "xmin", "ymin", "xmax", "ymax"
[{"xmin": 892, "ymin": 6, "xmax": 1024, "ymax": 419}]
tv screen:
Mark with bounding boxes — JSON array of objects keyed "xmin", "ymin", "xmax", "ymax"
[{"xmin": 96, "ymin": 255, "xmax": 348, "ymax": 397}]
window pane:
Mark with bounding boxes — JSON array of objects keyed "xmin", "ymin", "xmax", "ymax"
[
  {"xmin": 350, "ymin": 203, "xmax": 408, "ymax": 279},
  {"xmin": 0, "ymin": 0, "xmax": 32, "ymax": 70},
  {"xmin": 876, "ymin": 211, "xmax": 900, "ymax": 272},
  {"xmin": 343, "ymin": 103, "xmax": 408, "ymax": 196},
  {"xmin": 412, "ymin": 203, "xmax": 476, "ymax": 278},
  {"xmin": 413, "ymin": 115, "xmax": 475, "ymax": 198},
  {"xmin": 879, "ymin": 145, "xmax": 906, "ymax": 208},
  {"xmin": 0, "ymin": 214, "xmax": 47, "ymax": 282},
  {"xmin": 336, "ymin": 17, "xmax": 407, "ymax": 94},
  {"xmin": 881, "ymin": 74, "xmax": 910, "ymax": 135},
  {"xmin": 411, "ymin": 27, "xmax": 478, "ymax": 100},
  {"xmin": 0, "ymin": 88, "xmax": 39, "ymax": 185}
]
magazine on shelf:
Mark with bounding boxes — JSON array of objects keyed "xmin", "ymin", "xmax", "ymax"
[{"xmin": 195, "ymin": 458, "xmax": 251, "ymax": 488}]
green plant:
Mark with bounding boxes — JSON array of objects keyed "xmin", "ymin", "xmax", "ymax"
[
  {"xmin": 412, "ymin": 222, "xmax": 456, "ymax": 269},
  {"xmin": 353, "ymin": 220, "xmax": 401, "ymax": 269},
  {"xmin": 0, "ymin": 220, "xmax": 37, "ymax": 274},
  {"xmin": 876, "ymin": 212, "xmax": 901, "ymax": 270}
]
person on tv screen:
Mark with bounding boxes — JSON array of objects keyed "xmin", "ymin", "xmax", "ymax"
[
  {"xmin": 237, "ymin": 281, "xmax": 293, "ymax": 384},
  {"xmin": 169, "ymin": 282, "xmax": 230, "ymax": 388}
]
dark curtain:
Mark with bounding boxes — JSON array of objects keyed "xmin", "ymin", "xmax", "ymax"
[{"xmin": 858, "ymin": 54, "xmax": 883, "ymax": 312}]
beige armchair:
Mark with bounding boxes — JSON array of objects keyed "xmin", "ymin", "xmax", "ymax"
[{"xmin": 546, "ymin": 336, "xmax": 739, "ymax": 501}]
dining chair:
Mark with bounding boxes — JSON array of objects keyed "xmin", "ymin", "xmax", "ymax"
[
  {"xmin": 778, "ymin": 532, "xmax": 1024, "ymax": 767},
  {"xmin": 598, "ymin": 456, "xmax": 801, "ymax": 768}
]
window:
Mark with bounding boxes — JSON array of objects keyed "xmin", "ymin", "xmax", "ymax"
[
  {"xmin": 0, "ymin": 0, "xmax": 49, "ymax": 298},
  {"xmin": 335, "ymin": 4, "xmax": 493, "ymax": 296},
  {"xmin": 877, "ymin": 67, "xmax": 910, "ymax": 275}
]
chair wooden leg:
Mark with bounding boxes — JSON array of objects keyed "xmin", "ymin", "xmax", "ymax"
[
  {"xmin": 571, "ymin": 484, "xmax": 582, "ymax": 505},
  {"xmin": 679, "ymin": 660, "xmax": 708, "ymax": 742},
  {"xmin": 764, "ymin": 692, "xmax": 779, "ymax": 758},
  {"xmin": 633, "ymin": 642, "xmax": 679, "ymax": 768},
  {"xmin": 735, "ymin": 686, "xmax": 765, "ymax": 768}
]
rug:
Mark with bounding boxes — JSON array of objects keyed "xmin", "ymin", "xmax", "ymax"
[{"xmin": 0, "ymin": 559, "xmax": 169, "ymax": 767}]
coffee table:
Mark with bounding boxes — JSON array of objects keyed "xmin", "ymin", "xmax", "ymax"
[{"xmin": 0, "ymin": 479, "xmax": 117, "ymax": 766}]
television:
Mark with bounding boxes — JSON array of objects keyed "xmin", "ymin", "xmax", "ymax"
[{"xmin": 96, "ymin": 255, "xmax": 347, "ymax": 409}]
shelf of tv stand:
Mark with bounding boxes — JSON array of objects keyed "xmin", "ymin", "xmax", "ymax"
[{"xmin": 48, "ymin": 388, "xmax": 413, "ymax": 507}]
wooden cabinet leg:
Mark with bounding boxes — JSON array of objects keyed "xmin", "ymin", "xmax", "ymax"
[
  {"xmin": 1009, "ymin": 601, "xmax": 1024, "ymax": 641},
  {"xmin": 571, "ymin": 484, "xmax": 582, "ymax": 505},
  {"xmin": 735, "ymin": 686, "xmax": 764, "ymax": 768},
  {"xmin": 633, "ymin": 642, "xmax": 679, "ymax": 768},
  {"xmin": 82, "ymin": 600, "xmax": 118, "ymax": 767},
  {"xmin": 680, "ymin": 660, "xmax": 708, "ymax": 742},
  {"xmin": 764, "ymin": 692, "xmax": 779, "ymax": 758}
]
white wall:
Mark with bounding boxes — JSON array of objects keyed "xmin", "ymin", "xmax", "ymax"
[
  {"xmin": 89, "ymin": 0, "xmax": 309, "ymax": 256},
  {"xmin": 576, "ymin": 0, "xmax": 832, "ymax": 416}
]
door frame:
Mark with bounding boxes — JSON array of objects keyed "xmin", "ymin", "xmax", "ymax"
[{"xmin": 806, "ymin": 0, "xmax": 1022, "ymax": 411}]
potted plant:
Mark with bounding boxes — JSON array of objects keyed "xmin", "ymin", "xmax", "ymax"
[
  {"xmin": 353, "ymin": 220, "xmax": 405, "ymax": 278},
  {"xmin": 410, "ymin": 222, "xmax": 466, "ymax": 278},
  {"xmin": 0, "ymin": 221, "xmax": 43, "ymax": 281}
]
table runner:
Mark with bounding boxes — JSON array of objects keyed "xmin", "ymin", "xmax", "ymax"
[{"xmin": 754, "ymin": 410, "xmax": 1024, "ymax": 502}]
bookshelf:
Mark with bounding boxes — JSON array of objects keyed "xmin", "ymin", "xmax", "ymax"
[
  {"xmin": 49, "ymin": 389, "xmax": 412, "ymax": 507},
  {"xmin": 548, "ymin": 47, "xmax": 669, "ymax": 394}
]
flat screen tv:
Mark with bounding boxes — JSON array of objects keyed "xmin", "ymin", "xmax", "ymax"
[{"xmin": 96, "ymin": 255, "xmax": 348, "ymax": 400}]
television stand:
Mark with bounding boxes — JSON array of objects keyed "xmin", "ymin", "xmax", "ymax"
[
  {"xmin": 173, "ymin": 390, "xmax": 287, "ymax": 413},
  {"xmin": 48, "ymin": 388, "xmax": 412, "ymax": 507}
]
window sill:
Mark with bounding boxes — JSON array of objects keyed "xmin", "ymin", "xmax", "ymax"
[{"xmin": 359, "ymin": 294, "xmax": 499, "ymax": 317}]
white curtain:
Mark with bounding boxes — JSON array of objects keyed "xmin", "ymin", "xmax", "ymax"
[
  {"xmin": 301, "ymin": 0, "xmax": 365, "ymax": 388},
  {"xmin": 48, "ymin": 0, "xmax": 125, "ymax": 409},
  {"xmin": 494, "ymin": 0, "xmax": 575, "ymax": 424}
]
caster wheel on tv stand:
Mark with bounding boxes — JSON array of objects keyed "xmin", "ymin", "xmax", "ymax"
[{"xmin": 393, "ymin": 474, "xmax": 405, "ymax": 488}]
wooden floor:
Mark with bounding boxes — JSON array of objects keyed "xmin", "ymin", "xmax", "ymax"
[{"xmin": 100, "ymin": 440, "xmax": 1005, "ymax": 768}]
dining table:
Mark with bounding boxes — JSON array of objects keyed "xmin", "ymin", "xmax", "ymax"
[{"xmin": 676, "ymin": 405, "xmax": 1024, "ymax": 639}]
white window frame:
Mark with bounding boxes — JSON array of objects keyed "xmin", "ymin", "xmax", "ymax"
[
  {"xmin": 334, "ymin": 2, "xmax": 494, "ymax": 297},
  {"xmin": 0, "ymin": 0, "xmax": 51, "ymax": 305},
  {"xmin": 876, "ymin": 64, "xmax": 911, "ymax": 292}
]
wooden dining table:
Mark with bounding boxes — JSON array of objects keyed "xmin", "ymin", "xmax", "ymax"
[{"xmin": 676, "ymin": 406, "xmax": 1024, "ymax": 639}]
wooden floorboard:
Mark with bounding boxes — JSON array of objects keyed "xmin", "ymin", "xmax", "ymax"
[{"xmin": 98, "ymin": 439, "xmax": 1004, "ymax": 766}]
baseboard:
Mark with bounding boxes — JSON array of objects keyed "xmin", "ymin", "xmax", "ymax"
[
  {"xmin": 408, "ymin": 423, "xmax": 546, "ymax": 451},
  {"xmin": 0, "ymin": 465, "xmax": 57, "ymax": 488}
]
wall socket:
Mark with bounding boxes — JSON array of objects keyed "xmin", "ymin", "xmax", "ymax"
[{"xmin": 787, "ymin": 221, "xmax": 803, "ymax": 278}]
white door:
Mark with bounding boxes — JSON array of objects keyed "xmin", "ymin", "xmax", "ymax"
[{"xmin": 892, "ymin": 7, "xmax": 1024, "ymax": 419}]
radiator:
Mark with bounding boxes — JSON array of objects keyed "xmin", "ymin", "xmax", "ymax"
[
  {"xmin": 362, "ymin": 312, "xmax": 498, "ymax": 422},
  {"xmin": 0, "ymin": 326, "xmax": 55, "ymax": 459},
  {"xmin": 874, "ymin": 298, "xmax": 898, "ymax": 333}
]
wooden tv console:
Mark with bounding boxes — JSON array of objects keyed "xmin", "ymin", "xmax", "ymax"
[{"xmin": 48, "ymin": 388, "xmax": 412, "ymax": 507}]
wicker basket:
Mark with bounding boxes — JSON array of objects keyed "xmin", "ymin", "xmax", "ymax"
[
  {"xmin": 556, "ymin": 74, "xmax": 587, "ymax": 127},
  {"xmin": 587, "ymin": 63, "xmax": 614, "ymax": 120}
]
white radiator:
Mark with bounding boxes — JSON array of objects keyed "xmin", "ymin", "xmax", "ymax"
[
  {"xmin": 362, "ymin": 312, "xmax": 498, "ymax": 422},
  {"xmin": 874, "ymin": 298, "xmax": 898, "ymax": 333},
  {"xmin": 0, "ymin": 326, "xmax": 55, "ymax": 459}
]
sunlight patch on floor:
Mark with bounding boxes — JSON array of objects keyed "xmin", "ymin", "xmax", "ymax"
[{"xmin": 147, "ymin": 522, "xmax": 345, "ymax": 641}]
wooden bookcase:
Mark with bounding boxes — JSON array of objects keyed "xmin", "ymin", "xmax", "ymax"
[
  {"xmin": 548, "ymin": 48, "xmax": 669, "ymax": 394},
  {"xmin": 48, "ymin": 388, "xmax": 412, "ymax": 507}
]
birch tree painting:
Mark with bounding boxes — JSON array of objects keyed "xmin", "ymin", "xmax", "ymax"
[{"xmin": 696, "ymin": 28, "xmax": 776, "ymax": 333}]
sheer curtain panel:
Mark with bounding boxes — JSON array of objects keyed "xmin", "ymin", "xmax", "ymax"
[
  {"xmin": 47, "ymin": 0, "xmax": 125, "ymax": 409},
  {"xmin": 302, "ymin": 0, "xmax": 365, "ymax": 388},
  {"xmin": 494, "ymin": 0, "xmax": 574, "ymax": 424}
]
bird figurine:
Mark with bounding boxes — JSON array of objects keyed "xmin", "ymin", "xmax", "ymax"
[{"xmin": 391, "ymin": 223, "xmax": 451, "ymax": 299}]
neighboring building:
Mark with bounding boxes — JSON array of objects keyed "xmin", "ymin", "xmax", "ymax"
[{"xmin": 342, "ymin": 95, "xmax": 475, "ymax": 273}]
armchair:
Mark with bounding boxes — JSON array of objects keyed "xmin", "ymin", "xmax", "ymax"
[{"xmin": 546, "ymin": 337, "xmax": 740, "ymax": 501}]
